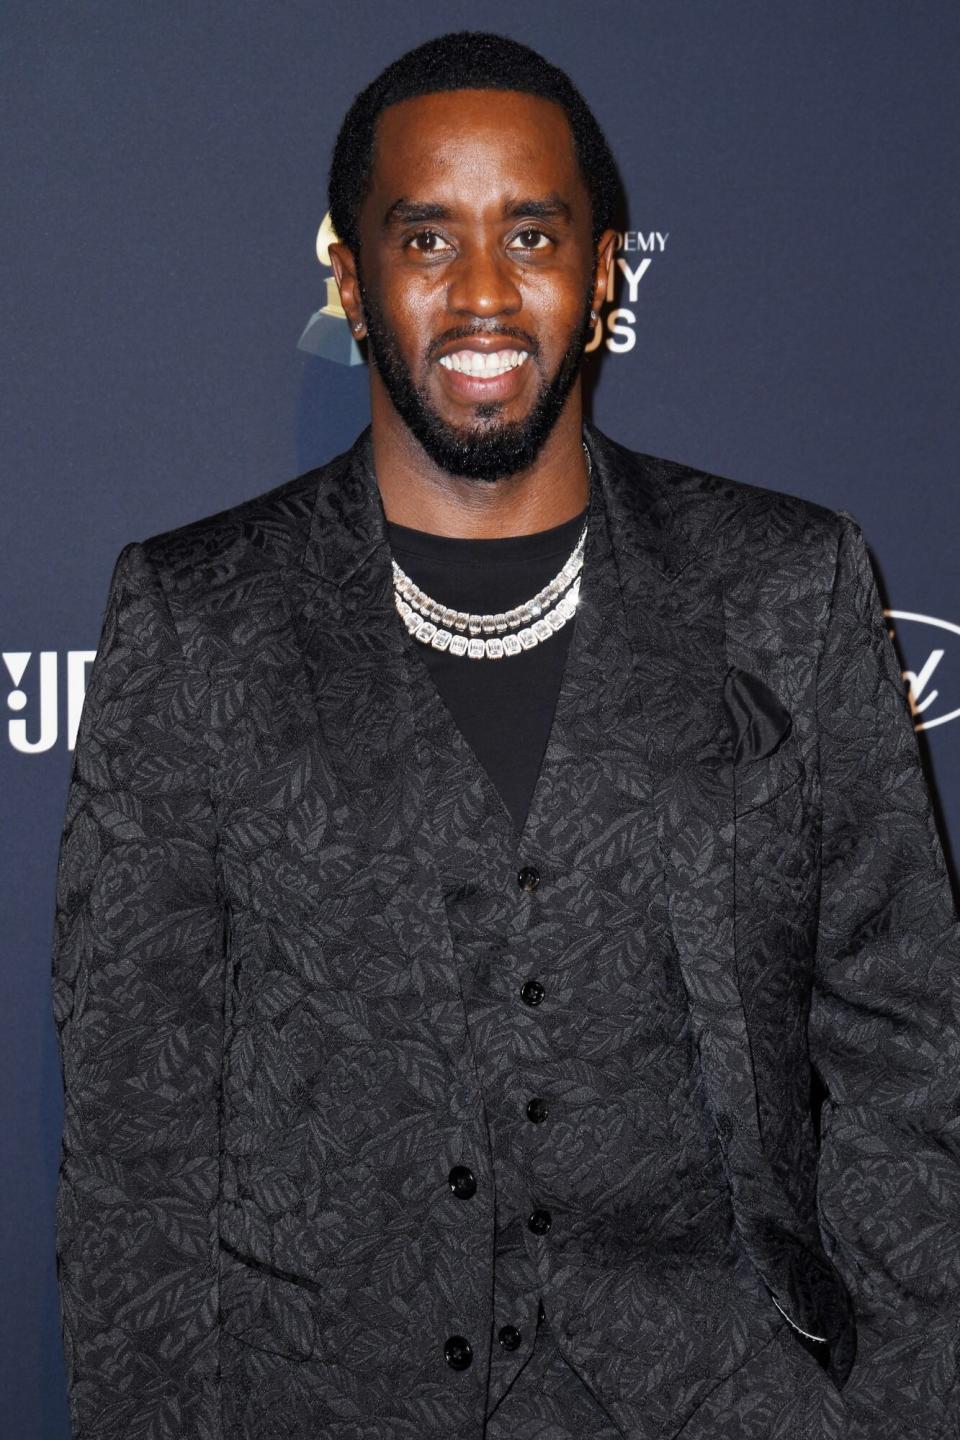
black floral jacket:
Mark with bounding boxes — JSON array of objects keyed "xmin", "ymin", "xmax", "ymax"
[{"xmin": 51, "ymin": 421, "xmax": 960, "ymax": 1438}]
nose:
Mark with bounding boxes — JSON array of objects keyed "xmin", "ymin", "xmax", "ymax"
[{"xmin": 446, "ymin": 242, "xmax": 522, "ymax": 319}]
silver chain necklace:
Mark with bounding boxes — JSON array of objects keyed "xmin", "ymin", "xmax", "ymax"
[{"xmin": 393, "ymin": 444, "xmax": 591, "ymax": 660}]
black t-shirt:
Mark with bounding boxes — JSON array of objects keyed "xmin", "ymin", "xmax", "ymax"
[{"xmin": 386, "ymin": 506, "xmax": 589, "ymax": 835}]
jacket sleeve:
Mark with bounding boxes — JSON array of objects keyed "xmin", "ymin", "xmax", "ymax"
[
  {"xmin": 808, "ymin": 513, "xmax": 960, "ymax": 1438},
  {"xmin": 51, "ymin": 542, "xmax": 224, "ymax": 1440}
]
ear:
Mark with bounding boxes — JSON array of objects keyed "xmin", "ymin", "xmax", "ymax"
[
  {"xmin": 590, "ymin": 229, "xmax": 618, "ymax": 317},
  {"xmin": 328, "ymin": 242, "xmax": 366, "ymax": 339}
]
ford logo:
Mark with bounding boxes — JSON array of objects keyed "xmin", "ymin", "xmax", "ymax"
[{"xmin": 885, "ymin": 611, "xmax": 960, "ymax": 732}]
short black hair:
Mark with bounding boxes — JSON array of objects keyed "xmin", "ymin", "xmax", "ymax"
[{"xmin": 328, "ymin": 31, "xmax": 621, "ymax": 256}]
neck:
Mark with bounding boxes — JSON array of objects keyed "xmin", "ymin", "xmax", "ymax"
[{"xmin": 369, "ymin": 380, "xmax": 589, "ymax": 538}]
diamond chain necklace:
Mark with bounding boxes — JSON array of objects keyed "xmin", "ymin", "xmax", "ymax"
[{"xmin": 393, "ymin": 444, "xmax": 591, "ymax": 661}]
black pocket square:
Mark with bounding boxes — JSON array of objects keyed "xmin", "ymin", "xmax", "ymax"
[{"xmin": 722, "ymin": 666, "xmax": 793, "ymax": 764}]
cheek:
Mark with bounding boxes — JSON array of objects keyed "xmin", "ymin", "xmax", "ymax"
[
  {"xmin": 523, "ymin": 270, "xmax": 591, "ymax": 333},
  {"xmin": 381, "ymin": 282, "xmax": 440, "ymax": 354}
]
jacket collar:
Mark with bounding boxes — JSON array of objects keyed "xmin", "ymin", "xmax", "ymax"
[
  {"xmin": 300, "ymin": 427, "xmax": 383, "ymax": 589},
  {"xmin": 300, "ymin": 418, "xmax": 702, "ymax": 591},
  {"xmin": 582, "ymin": 417, "xmax": 700, "ymax": 583}
]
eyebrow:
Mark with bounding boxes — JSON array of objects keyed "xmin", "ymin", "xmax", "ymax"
[{"xmin": 382, "ymin": 192, "xmax": 574, "ymax": 229}]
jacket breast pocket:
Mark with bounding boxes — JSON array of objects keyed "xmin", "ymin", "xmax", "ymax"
[
  {"xmin": 723, "ymin": 665, "xmax": 805, "ymax": 818},
  {"xmin": 734, "ymin": 740, "xmax": 805, "ymax": 817}
]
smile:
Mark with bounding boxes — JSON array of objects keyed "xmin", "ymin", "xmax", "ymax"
[{"xmin": 438, "ymin": 350, "xmax": 531, "ymax": 377}]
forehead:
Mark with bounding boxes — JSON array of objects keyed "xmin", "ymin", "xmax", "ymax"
[{"xmin": 367, "ymin": 88, "xmax": 585, "ymax": 210}]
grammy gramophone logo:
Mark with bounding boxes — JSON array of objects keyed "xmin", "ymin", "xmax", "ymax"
[{"xmin": 297, "ymin": 212, "xmax": 365, "ymax": 366}]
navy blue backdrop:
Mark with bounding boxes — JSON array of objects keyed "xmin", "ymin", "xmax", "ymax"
[{"xmin": 3, "ymin": 3, "xmax": 959, "ymax": 1435}]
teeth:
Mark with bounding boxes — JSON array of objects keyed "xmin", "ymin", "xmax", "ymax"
[{"xmin": 439, "ymin": 350, "xmax": 529, "ymax": 376}]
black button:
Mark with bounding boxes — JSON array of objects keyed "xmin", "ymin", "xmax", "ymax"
[
  {"xmin": 498, "ymin": 1324, "xmax": 522, "ymax": 1351},
  {"xmin": 520, "ymin": 979, "xmax": 545, "ymax": 1007},
  {"xmin": 528, "ymin": 1208, "xmax": 552, "ymax": 1235},
  {"xmin": 444, "ymin": 1334, "xmax": 473, "ymax": 1370},
  {"xmin": 526, "ymin": 1097, "xmax": 548, "ymax": 1123},
  {"xmin": 448, "ymin": 1164, "xmax": 477, "ymax": 1199},
  {"xmin": 517, "ymin": 865, "xmax": 541, "ymax": 892}
]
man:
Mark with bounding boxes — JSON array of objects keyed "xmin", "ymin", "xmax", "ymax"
[{"xmin": 51, "ymin": 30, "xmax": 960, "ymax": 1440}]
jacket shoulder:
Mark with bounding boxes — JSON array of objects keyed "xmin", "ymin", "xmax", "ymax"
[
  {"xmin": 637, "ymin": 451, "xmax": 848, "ymax": 684},
  {"xmin": 133, "ymin": 442, "xmax": 356, "ymax": 612},
  {"xmin": 139, "ymin": 470, "xmax": 317, "ymax": 581},
  {"xmin": 635, "ymin": 446, "xmax": 847, "ymax": 569},
  {"xmin": 598, "ymin": 436, "xmax": 851, "ymax": 676}
]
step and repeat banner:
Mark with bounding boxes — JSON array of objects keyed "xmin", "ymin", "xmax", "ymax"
[{"xmin": 4, "ymin": 3, "xmax": 958, "ymax": 1434}]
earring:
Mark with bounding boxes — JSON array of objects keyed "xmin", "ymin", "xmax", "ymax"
[
  {"xmin": 353, "ymin": 320, "xmax": 364, "ymax": 334},
  {"xmin": 589, "ymin": 309, "xmax": 598, "ymax": 323}
]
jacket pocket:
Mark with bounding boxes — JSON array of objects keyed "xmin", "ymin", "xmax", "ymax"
[
  {"xmin": 768, "ymin": 1310, "xmax": 851, "ymax": 1417},
  {"xmin": 218, "ymin": 1236, "xmax": 325, "ymax": 1361},
  {"xmin": 734, "ymin": 739, "xmax": 805, "ymax": 817},
  {"xmin": 723, "ymin": 666, "xmax": 805, "ymax": 816}
]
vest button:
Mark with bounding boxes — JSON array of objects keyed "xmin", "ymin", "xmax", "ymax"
[
  {"xmin": 528, "ymin": 1208, "xmax": 552, "ymax": 1235},
  {"xmin": 526, "ymin": 1097, "xmax": 549, "ymax": 1123},
  {"xmin": 448, "ymin": 1164, "xmax": 477, "ymax": 1199},
  {"xmin": 520, "ymin": 979, "xmax": 545, "ymax": 1007},
  {"xmin": 444, "ymin": 1335, "xmax": 473, "ymax": 1370},
  {"xmin": 498, "ymin": 1324, "xmax": 522, "ymax": 1351},
  {"xmin": 517, "ymin": 865, "xmax": 541, "ymax": 892}
]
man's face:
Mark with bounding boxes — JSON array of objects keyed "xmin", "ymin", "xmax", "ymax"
[{"xmin": 336, "ymin": 89, "xmax": 615, "ymax": 481}]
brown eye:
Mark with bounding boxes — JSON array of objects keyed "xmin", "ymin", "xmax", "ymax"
[
  {"xmin": 509, "ymin": 228, "xmax": 551, "ymax": 251},
  {"xmin": 409, "ymin": 229, "xmax": 451, "ymax": 253}
]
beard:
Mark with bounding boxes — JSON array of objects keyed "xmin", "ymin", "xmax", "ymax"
[{"xmin": 357, "ymin": 275, "xmax": 596, "ymax": 482}]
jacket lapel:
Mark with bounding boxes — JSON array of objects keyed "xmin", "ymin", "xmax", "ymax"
[
  {"xmin": 587, "ymin": 421, "xmax": 854, "ymax": 1376},
  {"xmin": 282, "ymin": 428, "xmax": 477, "ymax": 1074},
  {"xmin": 586, "ymin": 423, "xmax": 752, "ymax": 1167}
]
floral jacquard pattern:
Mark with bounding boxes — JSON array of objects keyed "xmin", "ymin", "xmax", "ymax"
[{"xmin": 51, "ymin": 421, "xmax": 960, "ymax": 1439}]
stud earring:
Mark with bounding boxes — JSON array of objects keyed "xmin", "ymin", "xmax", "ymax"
[
  {"xmin": 353, "ymin": 320, "xmax": 364, "ymax": 334},
  {"xmin": 589, "ymin": 309, "xmax": 598, "ymax": 323}
]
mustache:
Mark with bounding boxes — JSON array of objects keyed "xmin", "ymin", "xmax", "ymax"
[{"xmin": 426, "ymin": 326, "xmax": 540, "ymax": 362}]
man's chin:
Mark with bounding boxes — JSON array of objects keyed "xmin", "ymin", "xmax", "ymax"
[{"xmin": 415, "ymin": 426, "xmax": 546, "ymax": 482}]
